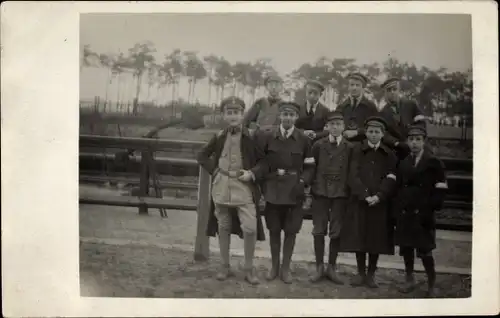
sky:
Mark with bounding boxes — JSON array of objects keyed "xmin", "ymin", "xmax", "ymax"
[{"xmin": 80, "ymin": 13, "xmax": 472, "ymax": 108}]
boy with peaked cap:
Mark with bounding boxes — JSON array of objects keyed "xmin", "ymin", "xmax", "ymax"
[
  {"xmin": 257, "ymin": 100, "xmax": 316, "ymax": 284},
  {"xmin": 197, "ymin": 96, "xmax": 267, "ymax": 285},
  {"xmin": 340, "ymin": 116, "xmax": 398, "ymax": 288},
  {"xmin": 393, "ymin": 124, "xmax": 448, "ymax": 298},
  {"xmin": 296, "ymin": 79, "xmax": 330, "ymax": 142},
  {"xmin": 243, "ymin": 74, "xmax": 284, "ymax": 134},
  {"xmin": 379, "ymin": 77, "xmax": 428, "ymax": 160},
  {"xmin": 336, "ymin": 72, "xmax": 379, "ymax": 142},
  {"xmin": 309, "ymin": 110, "xmax": 355, "ymax": 284}
]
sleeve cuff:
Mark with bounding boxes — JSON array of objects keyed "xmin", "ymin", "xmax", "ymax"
[
  {"xmin": 304, "ymin": 157, "xmax": 315, "ymax": 164},
  {"xmin": 435, "ymin": 182, "xmax": 448, "ymax": 189},
  {"xmin": 413, "ymin": 115, "xmax": 426, "ymax": 122},
  {"xmin": 386, "ymin": 173, "xmax": 397, "ymax": 180}
]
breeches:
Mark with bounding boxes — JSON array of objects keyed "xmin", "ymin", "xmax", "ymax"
[
  {"xmin": 214, "ymin": 203, "xmax": 257, "ymax": 234},
  {"xmin": 311, "ymin": 196, "xmax": 347, "ymax": 238},
  {"xmin": 264, "ymin": 203, "xmax": 303, "ymax": 235}
]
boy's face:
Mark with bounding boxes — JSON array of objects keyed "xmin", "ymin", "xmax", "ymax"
[
  {"xmin": 222, "ymin": 108, "xmax": 244, "ymax": 127},
  {"xmin": 279, "ymin": 109, "xmax": 299, "ymax": 129},
  {"xmin": 407, "ymin": 135, "xmax": 425, "ymax": 153},
  {"xmin": 325, "ymin": 119, "xmax": 345, "ymax": 137},
  {"xmin": 267, "ymin": 81, "xmax": 283, "ymax": 97},
  {"xmin": 365, "ymin": 126, "xmax": 384, "ymax": 144},
  {"xmin": 385, "ymin": 84, "xmax": 400, "ymax": 103},
  {"xmin": 348, "ymin": 79, "xmax": 364, "ymax": 97},
  {"xmin": 306, "ymin": 85, "xmax": 321, "ymax": 104}
]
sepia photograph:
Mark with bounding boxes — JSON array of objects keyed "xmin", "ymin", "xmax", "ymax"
[{"xmin": 78, "ymin": 12, "xmax": 474, "ymax": 300}]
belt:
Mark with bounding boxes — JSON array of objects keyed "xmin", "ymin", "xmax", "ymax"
[{"xmin": 217, "ymin": 168, "xmax": 242, "ymax": 178}]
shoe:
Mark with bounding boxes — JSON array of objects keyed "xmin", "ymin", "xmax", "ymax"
[
  {"xmin": 398, "ymin": 276, "xmax": 417, "ymax": 293},
  {"xmin": 216, "ymin": 265, "xmax": 232, "ymax": 281},
  {"xmin": 426, "ymin": 286, "xmax": 437, "ymax": 298},
  {"xmin": 266, "ymin": 265, "xmax": 279, "ymax": 281},
  {"xmin": 310, "ymin": 264, "xmax": 325, "ymax": 283},
  {"xmin": 365, "ymin": 273, "xmax": 379, "ymax": 289},
  {"xmin": 281, "ymin": 269, "xmax": 293, "ymax": 284},
  {"xmin": 325, "ymin": 264, "xmax": 345, "ymax": 285},
  {"xmin": 244, "ymin": 268, "xmax": 260, "ymax": 285},
  {"xmin": 350, "ymin": 274, "xmax": 366, "ymax": 287}
]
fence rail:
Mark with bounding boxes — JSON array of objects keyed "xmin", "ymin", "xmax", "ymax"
[{"xmin": 79, "ymin": 135, "xmax": 473, "ymax": 260}]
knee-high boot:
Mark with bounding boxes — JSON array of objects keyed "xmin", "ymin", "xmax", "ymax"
[
  {"xmin": 422, "ymin": 255, "xmax": 437, "ymax": 297},
  {"xmin": 216, "ymin": 229, "xmax": 232, "ymax": 281},
  {"xmin": 310, "ymin": 235, "xmax": 325, "ymax": 282},
  {"xmin": 351, "ymin": 252, "xmax": 366, "ymax": 286},
  {"xmin": 266, "ymin": 231, "xmax": 281, "ymax": 281},
  {"xmin": 281, "ymin": 233, "xmax": 297, "ymax": 284}
]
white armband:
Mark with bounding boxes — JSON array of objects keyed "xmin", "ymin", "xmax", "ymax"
[
  {"xmin": 304, "ymin": 157, "xmax": 315, "ymax": 164},
  {"xmin": 435, "ymin": 182, "xmax": 448, "ymax": 189},
  {"xmin": 413, "ymin": 115, "xmax": 426, "ymax": 122},
  {"xmin": 386, "ymin": 173, "xmax": 397, "ymax": 180}
]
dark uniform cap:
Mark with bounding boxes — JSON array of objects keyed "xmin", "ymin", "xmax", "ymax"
[
  {"xmin": 364, "ymin": 116, "xmax": 387, "ymax": 130},
  {"xmin": 277, "ymin": 101, "xmax": 300, "ymax": 114},
  {"xmin": 381, "ymin": 77, "xmax": 400, "ymax": 90},
  {"xmin": 305, "ymin": 79, "xmax": 325, "ymax": 93},
  {"xmin": 264, "ymin": 74, "xmax": 283, "ymax": 86},
  {"xmin": 220, "ymin": 96, "xmax": 245, "ymax": 112},
  {"xmin": 347, "ymin": 72, "xmax": 369, "ymax": 85},
  {"xmin": 407, "ymin": 124, "xmax": 427, "ymax": 137},
  {"xmin": 326, "ymin": 110, "xmax": 344, "ymax": 122}
]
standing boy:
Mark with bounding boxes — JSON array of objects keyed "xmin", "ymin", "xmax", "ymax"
[
  {"xmin": 340, "ymin": 116, "xmax": 398, "ymax": 288},
  {"xmin": 336, "ymin": 72, "xmax": 379, "ymax": 143},
  {"xmin": 393, "ymin": 124, "xmax": 448, "ymax": 297},
  {"xmin": 296, "ymin": 79, "xmax": 330, "ymax": 142},
  {"xmin": 309, "ymin": 111, "xmax": 354, "ymax": 284},
  {"xmin": 243, "ymin": 74, "xmax": 284, "ymax": 134},
  {"xmin": 258, "ymin": 101, "xmax": 316, "ymax": 284},
  {"xmin": 197, "ymin": 96, "xmax": 267, "ymax": 285}
]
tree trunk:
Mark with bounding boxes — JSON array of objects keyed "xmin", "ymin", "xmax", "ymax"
[
  {"xmin": 104, "ymin": 69, "xmax": 112, "ymax": 113},
  {"xmin": 207, "ymin": 78, "xmax": 212, "ymax": 106},
  {"xmin": 192, "ymin": 79, "xmax": 197, "ymax": 104},
  {"xmin": 116, "ymin": 73, "xmax": 121, "ymax": 113},
  {"xmin": 133, "ymin": 73, "xmax": 142, "ymax": 115}
]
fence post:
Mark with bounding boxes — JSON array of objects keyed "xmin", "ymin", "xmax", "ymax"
[
  {"xmin": 194, "ymin": 166, "xmax": 211, "ymax": 261},
  {"xmin": 138, "ymin": 150, "xmax": 151, "ymax": 215}
]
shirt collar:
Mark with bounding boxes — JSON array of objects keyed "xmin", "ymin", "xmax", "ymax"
[
  {"xmin": 367, "ymin": 140, "xmax": 381, "ymax": 150},
  {"xmin": 279, "ymin": 125, "xmax": 295, "ymax": 138},
  {"xmin": 328, "ymin": 134, "xmax": 342, "ymax": 144},
  {"xmin": 306, "ymin": 100, "xmax": 319, "ymax": 113},
  {"xmin": 413, "ymin": 148, "xmax": 425, "ymax": 165}
]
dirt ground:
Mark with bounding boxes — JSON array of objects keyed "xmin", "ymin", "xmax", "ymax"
[{"xmin": 80, "ymin": 242, "xmax": 471, "ymax": 299}]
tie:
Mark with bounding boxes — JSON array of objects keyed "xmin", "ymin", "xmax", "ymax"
[
  {"xmin": 229, "ymin": 126, "xmax": 241, "ymax": 135},
  {"xmin": 332, "ymin": 138, "xmax": 338, "ymax": 147},
  {"xmin": 413, "ymin": 154, "xmax": 418, "ymax": 166},
  {"xmin": 282, "ymin": 130, "xmax": 288, "ymax": 139},
  {"xmin": 352, "ymin": 97, "xmax": 358, "ymax": 107}
]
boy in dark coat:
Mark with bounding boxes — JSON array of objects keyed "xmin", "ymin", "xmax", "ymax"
[
  {"xmin": 336, "ymin": 72, "xmax": 379, "ymax": 143},
  {"xmin": 197, "ymin": 96, "xmax": 267, "ymax": 285},
  {"xmin": 257, "ymin": 101, "xmax": 316, "ymax": 284},
  {"xmin": 309, "ymin": 110, "xmax": 355, "ymax": 284},
  {"xmin": 296, "ymin": 79, "xmax": 330, "ymax": 142},
  {"xmin": 340, "ymin": 116, "xmax": 398, "ymax": 288},
  {"xmin": 378, "ymin": 77, "xmax": 428, "ymax": 160},
  {"xmin": 393, "ymin": 124, "xmax": 448, "ymax": 297}
]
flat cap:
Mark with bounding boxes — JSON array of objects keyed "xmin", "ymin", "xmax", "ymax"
[
  {"xmin": 264, "ymin": 74, "xmax": 283, "ymax": 86},
  {"xmin": 364, "ymin": 116, "xmax": 387, "ymax": 130},
  {"xmin": 306, "ymin": 79, "xmax": 325, "ymax": 93},
  {"xmin": 347, "ymin": 72, "xmax": 369, "ymax": 85},
  {"xmin": 220, "ymin": 96, "xmax": 245, "ymax": 111},
  {"xmin": 277, "ymin": 100, "xmax": 300, "ymax": 114},
  {"xmin": 381, "ymin": 77, "xmax": 400, "ymax": 90},
  {"xmin": 407, "ymin": 124, "xmax": 427, "ymax": 137},
  {"xmin": 326, "ymin": 110, "xmax": 344, "ymax": 122}
]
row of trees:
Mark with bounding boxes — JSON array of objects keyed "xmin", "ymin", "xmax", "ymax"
[{"xmin": 81, "ymin": 41, "xmax": 473, "ymax": 116}]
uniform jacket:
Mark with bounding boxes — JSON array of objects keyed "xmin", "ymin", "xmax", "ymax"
[
  {"xmin": 243, "ymin": 96, "xmax": 282, "ymax": 131},
  {"xmin": 379, "ymin": 98, "xmax": 426, "ymax": 146},
  {"xmin": 340, "ymin": 140, "xmax": 398, "ymax": 255},
  {"xmin": 196, "ymin": 126, "xmax": 266, "ymax": 241},
  {"xmin": 295, "ymin": 101, "xmax": 330, "ymax": 142},
  {"xmin": 393, "ymin": 149, "xmax": 448, "ymax": 249},
  {"xmin": 335, "ymin": 95, "xmax": 379, "ymax": 142},
  {"xmin": 310, "ymin": 136, "xmax": 355, "ymax": 198},
  {"xmin": 256, "ymin": 126, "xmax": 315, "ymax": 206}
]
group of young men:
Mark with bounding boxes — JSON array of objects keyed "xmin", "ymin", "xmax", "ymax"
[{"xmin": 197, "ymin": 72, "xmax": 448, "ymax": 298}]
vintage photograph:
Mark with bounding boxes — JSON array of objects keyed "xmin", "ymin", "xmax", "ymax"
[{"xmin": 79, "ymin": 13, "xmax": 473, "ymax": 299}]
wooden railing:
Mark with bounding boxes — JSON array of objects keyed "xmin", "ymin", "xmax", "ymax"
[{"xmin": 79, "ymin": 135, "xmax": 473, "ymax": 260}]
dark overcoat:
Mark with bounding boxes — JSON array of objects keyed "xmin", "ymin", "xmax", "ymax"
[
  {"xmin": 196, "ymin": 127, "xmax": 267, "ymax": 241},
  {"xmin": 242, "ymin": 96, "xmax": 282, "ymax": 130},
  {"xmin": 340, "ymin": 140, "xmax": 398, "ymax": 255},
  {"xmin": 310, "ymin": 136, "xmax": 354, "ymax": 198},
  {"xmin": 335, "ymin": 95, "xmax": 379, "ymax": 142},
  {"xmin": 295, "ymin": 101, "xmax": 330, "ymax": 142},
  {"xmin": 392, "ymin": 150, "xmax": 448, "ymax": 250}
]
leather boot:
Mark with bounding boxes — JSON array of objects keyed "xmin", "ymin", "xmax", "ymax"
[
  {"xmin": 326, "ymin": 264, "xmax": 345, "ymax": 285},
  {"xmin": 310, "ymin": 235, "xmax": 325, "ymax": 283},
  {"xmin": 216, "ymin": 264, "xmax": 232, "ymax": 281},
  {"xmin": 351, "ymin": 252, "xmax": 366, "ymax": 286},
  {"xmin": 365, "ymin": 253, "xmax": 379, "ymax": 288},
  {"xmin": 266, "ymin": 232, "xmax": 281, "ymax": 281},
  {"xmin": 281, "ymin": 234, "xmax": 297, "ymax": 284},
  {"xmin": 310, "ymin": 264, "xmax": 325, "ymax": 283},
  {"xmin": 399, "ymin": 274, "xmax": 417, "ymax": 293},
  {"xmin": 244, "ymin": 267, "xmax": 260, "ymax": 285}
]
